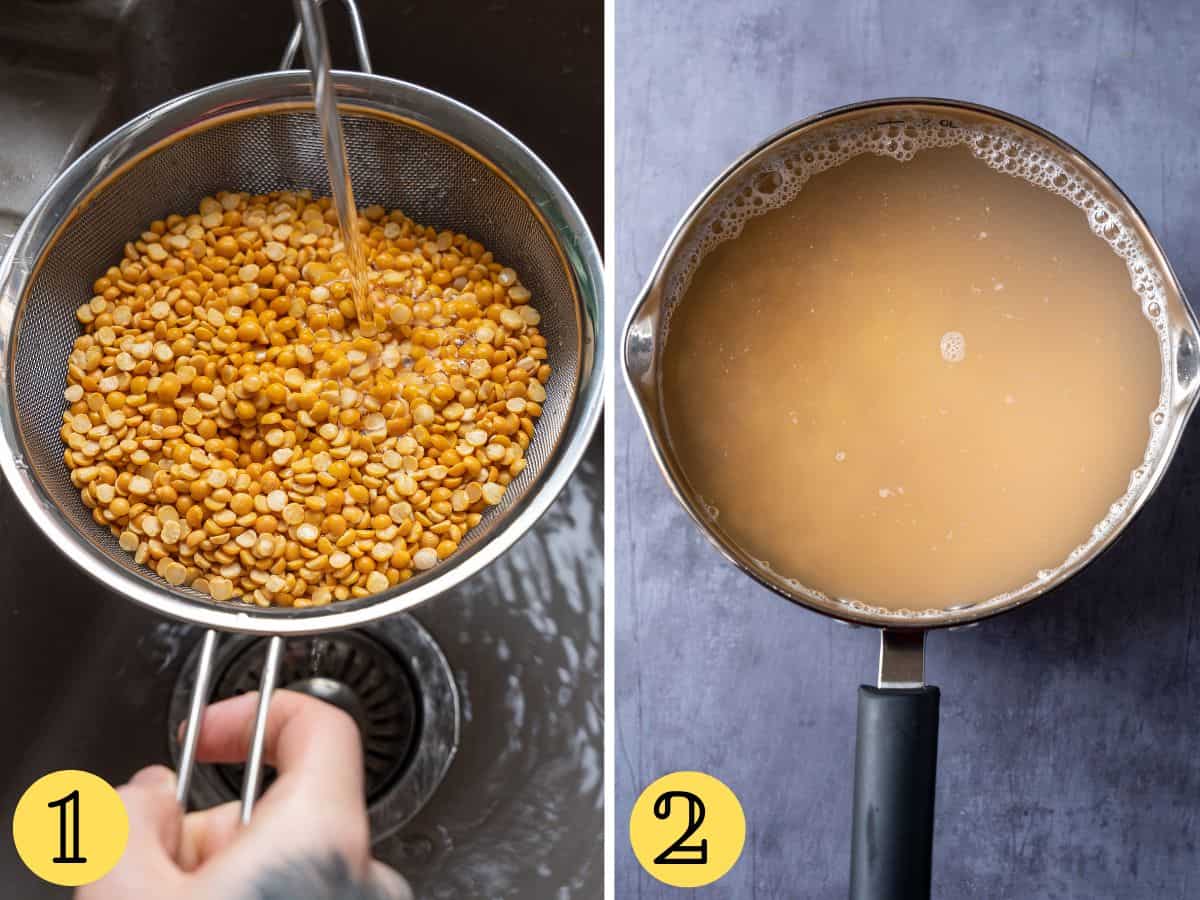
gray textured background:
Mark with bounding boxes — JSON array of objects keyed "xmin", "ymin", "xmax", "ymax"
[{"xmin": 615, "ymin": 1, "xmax": 1200, "ymax": 897}]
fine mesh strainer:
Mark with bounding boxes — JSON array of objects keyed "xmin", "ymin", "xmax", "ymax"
[{"xmin": 0, "ymin": 6, "xmax": 602, "ymax": 821}]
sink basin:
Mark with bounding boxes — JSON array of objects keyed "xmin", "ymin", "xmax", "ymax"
[{"xmin": 0, "ymin": 0, "xmax": 603, "ymax": 896}]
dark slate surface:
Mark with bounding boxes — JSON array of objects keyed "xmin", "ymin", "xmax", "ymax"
[{"xmin": 616, "ymin": 1, "xmax": 1200, "ymax": 897}]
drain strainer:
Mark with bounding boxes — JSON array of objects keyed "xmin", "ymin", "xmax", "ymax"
[
  {"xmin": 169, "ymin": 615, "xmax": 459, "ymax": 840},
  {"xmin": 213, "ymin": 631, "xmax": 417, "ymax": 800}
]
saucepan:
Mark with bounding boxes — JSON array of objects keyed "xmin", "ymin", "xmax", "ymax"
[{"xmin": 623, "ymin": 98, "xmax": 1200, "ymax": 899}]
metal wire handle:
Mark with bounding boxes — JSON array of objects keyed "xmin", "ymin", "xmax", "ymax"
[
  {"xmin": 280, "ymin": 0, "xmax": 373, "ymax": 73},
  {"xmin": 239, "ymin": 635, "xmax": 285, "ymax": 823},
  {"xmin": 174, "ymin": 630, "xmax": 217, "ymax": 806},
  {"xmin": 175, "ymin": 631, "xmax": 286, "ymax": 821},
  {"xmin": 175, "ymin": 0, "xmax": 370, "ymax": 824}
]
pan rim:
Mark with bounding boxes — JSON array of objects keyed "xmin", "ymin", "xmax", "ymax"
[{"xmin": 622, "ymin": 96, "xmax": 1199, "ymax": 631}]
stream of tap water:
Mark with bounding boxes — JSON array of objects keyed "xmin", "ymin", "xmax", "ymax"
[
  {"xmin": 281, "ymin": 9, "xmax": 602, "ymax": 895},
  {"xmin": 293, "ymin": 0, "xmax": 375, "ymax": 333}
]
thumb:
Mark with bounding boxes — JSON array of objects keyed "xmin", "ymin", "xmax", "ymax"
[
  {"xmin": 367, "ymin": 860, "xmax": 414, "ymax": 900},
  {"xmin": 80, "ymin": 766, "xmax": 184, "ymax": 898},
  {"xmin": 120, "ymin": 766, "xmax": 184, "ymax": 861}
]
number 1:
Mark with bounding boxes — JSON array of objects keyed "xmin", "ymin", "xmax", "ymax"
[{"xmin": 47, "ymin": 789, "xmax": 86, "ymax": 864}]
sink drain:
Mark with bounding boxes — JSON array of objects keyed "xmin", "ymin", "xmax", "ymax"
[
  {"xmin": 169, "ymin": 615, "xmax": 459, "ymax": 840},
  {"xmin": 211, "ymin": 631, "xmax": 418, "ymax": 801}
]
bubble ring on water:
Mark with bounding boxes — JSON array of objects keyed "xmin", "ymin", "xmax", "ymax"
[{"xmin": 652, "ymin": 102, "xmax": 1182, "ymax": 623}]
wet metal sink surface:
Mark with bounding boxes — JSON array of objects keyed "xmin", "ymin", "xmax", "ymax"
[
  {"xmin": 0, "ymin": 0, "xmax": 602, "ymax": 896},
  {"xmin": 0, "ymin": 441, "xmax": 603, "ymax": 898}
]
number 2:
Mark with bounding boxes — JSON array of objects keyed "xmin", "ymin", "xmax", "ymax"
[
  {"xmin": 47, "ymin": 789, "xmax": 86, "ymax": 864},
  {"xmin": 652, "ymin": 790, "xmax": 708, "ymax": 865}
]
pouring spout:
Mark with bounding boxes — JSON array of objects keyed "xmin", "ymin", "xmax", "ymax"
[
  {"xmin": 1175, "ymin": 312, "xmax": 1200, "ymax": 416},
  {"xmin": 622, "ymin": 281, "xmax": 662, "ymax": 413}
]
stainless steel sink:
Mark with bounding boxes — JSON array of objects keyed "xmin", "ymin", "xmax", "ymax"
[{"xmin": 0, "ymin": 1, "xmax": 603, "ymax": 896}]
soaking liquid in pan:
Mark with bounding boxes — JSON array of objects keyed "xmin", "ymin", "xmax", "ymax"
[{"xmin": 661, "ymin": 143, "xmax": 1162, "ymax": 611}]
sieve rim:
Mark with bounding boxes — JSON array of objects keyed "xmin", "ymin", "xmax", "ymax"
[
  {"xmin": 623, "ymin": 96, "xmax": 1200, "ymax": 631},
  {"xmin": 0, "ymin": 70, "xmax": 604, "ymax": 635}
]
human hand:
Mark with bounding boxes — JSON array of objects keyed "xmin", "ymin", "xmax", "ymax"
[{"xmin": 79, "ymin": 690, "xmax": 410, "ymax": 899}]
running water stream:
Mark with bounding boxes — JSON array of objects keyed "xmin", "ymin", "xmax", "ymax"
[{"xmin": 292, "ymin": 0, "xmax": 375, "ymax": 333}]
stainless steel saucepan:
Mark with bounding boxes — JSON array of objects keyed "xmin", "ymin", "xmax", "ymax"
[{"xmin": 623, "ymin": 98, "xmax": 1200, "ymax": 900}]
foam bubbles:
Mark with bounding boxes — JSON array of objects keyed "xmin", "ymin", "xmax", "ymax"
[
  {"xmin": 939, "ymin": 330, "xmax": 966, "ymax": 363},
  {"xmin": 659, "ymin": 111, "xmax": 1177, "ymax": 621}
]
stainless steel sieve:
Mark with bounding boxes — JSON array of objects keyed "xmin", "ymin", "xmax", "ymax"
[
  {"xmin": 0, "ymin": 2, "xmax": 602, "ymax": 823},
  {"xmin": 624, "ymin": 98, "xmax": 1200, "ymax": 899}
]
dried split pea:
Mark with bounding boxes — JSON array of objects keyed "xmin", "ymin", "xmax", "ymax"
[{"xmin": 60, "ymin": 189, "xmax": 549, "ymax": 606}]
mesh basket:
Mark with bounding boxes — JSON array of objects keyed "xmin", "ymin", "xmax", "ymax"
[{"xmin": 0, "ymin": 73, "xmax": 603, "ymax": 634}]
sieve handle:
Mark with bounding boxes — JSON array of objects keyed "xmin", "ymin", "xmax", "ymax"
[
  {"xmin": 176, "ymin": 629, "xmax": 219, "ymax": 809},
  {"xmin": 280, "ymin": 0, "xmax": 373, "ymax": 73},
  {"xmin": 174, "ymin": 632, "xmax": 285, "ymax": 824},
  {"xmin": 240, "ymin": 634, "xmax": 286, "ymax": 824}
]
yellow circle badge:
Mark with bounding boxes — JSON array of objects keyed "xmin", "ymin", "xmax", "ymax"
[
  {"xmin": 12, "ymin": 770, "xmax": 129, "ymax": 886},
  {"xmin": 629, "ymin": 771, "xmax": 746, "ymax": 888}
]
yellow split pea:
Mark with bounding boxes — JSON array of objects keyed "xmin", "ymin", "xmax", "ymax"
[{"xmin": 60, "ymin": 190, "xmax": 550, "ymax": 608}]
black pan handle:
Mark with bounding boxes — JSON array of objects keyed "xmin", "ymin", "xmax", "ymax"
[{"xmin": 849, "ymin": 632, "xmax": 940, "ymax": 900}]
